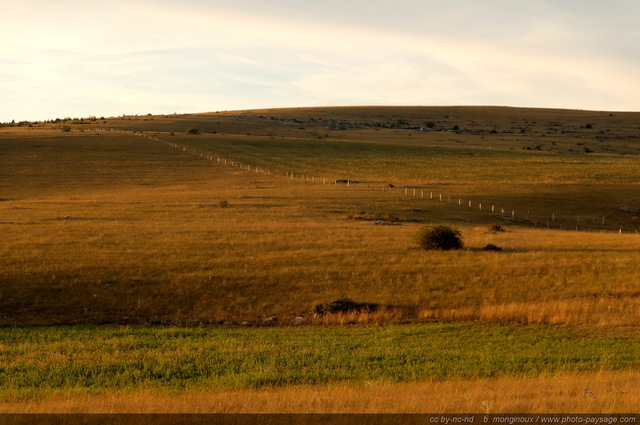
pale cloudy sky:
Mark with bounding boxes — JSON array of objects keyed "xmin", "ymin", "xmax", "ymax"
[{"xmin": 2, "ymin": 0, "xmax": 639, "ymax": 122}]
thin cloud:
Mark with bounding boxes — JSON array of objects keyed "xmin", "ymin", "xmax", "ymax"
[{"xmin": 2, "ymin": 0, "xmax": 639, "ymax": 121}]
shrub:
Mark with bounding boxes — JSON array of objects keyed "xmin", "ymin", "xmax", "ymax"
[
  {"xmin": 414, "ymin": 225, "xmax": 463, "ymax": 251},
  {"xmin": 218, "ymin": 199, "xmax": 228, "ymax": 208},
  {"xmin": 483, "ymin": 243, "xmax": 502, "ymax": 251},
  {"xmin": 313, "ymin": 297, "xmax": 378, "ymax": 315},
  {"xmin": 488, "ymin": 224, "xmax": 506, "ymax": 233},
  {"xmin": 186, "ymin": 127, "xmax": 199, "ymax": 134},
  {"xmin": 61, "ymin": 126, "xmax": 71, "ymax": 132}
]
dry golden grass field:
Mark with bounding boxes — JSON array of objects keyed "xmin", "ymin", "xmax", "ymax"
[
  {"xmin": 3, "ymin": 371, "xmax": 639, "ymax": 413},
  {"xmin": 1, "ymin": 106, "xmax": 640, "ymax": 413}
]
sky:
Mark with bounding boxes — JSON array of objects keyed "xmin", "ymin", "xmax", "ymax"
[{"xmin": 2, "ymin": 0, "xmax": 640, "ymax": 122}]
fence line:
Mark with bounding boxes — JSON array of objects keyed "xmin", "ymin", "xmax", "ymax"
[{"xmin": 94, "ymin": 128, "xmax": 638, "ymax": 235}]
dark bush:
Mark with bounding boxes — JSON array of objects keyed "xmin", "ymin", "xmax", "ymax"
[
  {"xmin": 488, "ymin": 224, "xmax": 506, "ymax": 233},
  {"xmin": 414, "ymin": 225, "xmax": 463, "ymax": 251},
  {"xmin": 483, "ymin": 243, "xmax": 502, "ymax": 251},
  {"xmin": 314, "ymin": 297, "xmax": 378, "ymax": 315},
  {"xmin": 186, "ymin": 127, "xmax": 199, "ymax": 134}
]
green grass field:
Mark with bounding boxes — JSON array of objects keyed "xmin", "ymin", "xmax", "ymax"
[
  {"xmin": 171, "ymin": 134, "xmax": 640, "ymax": 184},
  {"xmin": 2, "ymin": 106, "xmax": 640, "ymax": 412},
  {"xmin": 2, "ymin": 323, "xmax": 638, "ymax": 400}
]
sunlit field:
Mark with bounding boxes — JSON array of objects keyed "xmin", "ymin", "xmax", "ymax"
[{"xmin": 1, "ymin": 106, "xmax": 640, "ymax": 412}]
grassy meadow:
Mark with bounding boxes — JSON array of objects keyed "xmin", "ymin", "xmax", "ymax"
[
  {"xmin": 1, "ymin": 324, "xmax": 640, "ymax": 413},
  {"xmin": 1, "ymin": 106, "xmax": 640, "ymax": 412}
]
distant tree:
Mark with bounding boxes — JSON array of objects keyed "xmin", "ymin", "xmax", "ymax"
[{"xmin": 186, "ymin": 127, "xmax": 199, "ymax": 134}]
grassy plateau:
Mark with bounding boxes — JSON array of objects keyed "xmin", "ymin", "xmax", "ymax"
[{"xmin": 1, "ymin": 106, "xmax": 640, "ymax": 413}]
